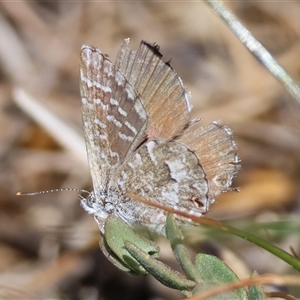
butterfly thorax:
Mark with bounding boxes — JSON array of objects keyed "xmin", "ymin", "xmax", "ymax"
[{"xmin": 81, "ymin": 187, "xmax": 131, "ymax": 233}]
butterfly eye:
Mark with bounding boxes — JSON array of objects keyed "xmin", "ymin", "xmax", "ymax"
[{"xmin": 87, "ymin": 194, "xmax": 96, "ymax": 208}]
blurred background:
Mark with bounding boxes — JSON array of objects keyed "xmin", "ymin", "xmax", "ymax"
[{"xmin": 0, "ymin": 1, "xmax": 300, "ymax": 299}]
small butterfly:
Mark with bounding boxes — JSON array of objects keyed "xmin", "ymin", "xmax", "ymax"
[{"xmin": 79, "ymin": 39, "xmax": 240, "ymax": 236}]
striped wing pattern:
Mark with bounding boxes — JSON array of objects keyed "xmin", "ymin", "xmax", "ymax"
[
  {"xmin": 115, "ymin": 39, "xmax": 191, "ymax": 140},
  {"xmin": 80, "ymin": 46, "xmax": 147, "ymax": 199}
]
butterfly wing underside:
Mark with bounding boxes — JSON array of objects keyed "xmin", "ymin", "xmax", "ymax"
[
  {"xmin": 79, "ymin": 46, "xmax": 148, "ymax": 198},
  {"xmin": 115, "ymin": 39, "xmax": 191, "ymax": 140},
  {"xmin": 115, "ymin": 140, "xmax": 210, "ymax": 232},
  {"xmin": 179, "ymin": 120, "xmax": 240, "ymax": 201}
]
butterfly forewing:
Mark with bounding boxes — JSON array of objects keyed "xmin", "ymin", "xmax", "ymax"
[
  {"xmin": 115, "ymin": 39, "xmax": 191, "ymax": 140},
  {"xmin": 80, "ymin": 45, "xmax": 148, "ymax": 197}
]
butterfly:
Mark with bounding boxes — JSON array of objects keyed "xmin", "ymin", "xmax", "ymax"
[{"xmin": 79, "ymin": 39, "xmax": 240, "ymax": 236}]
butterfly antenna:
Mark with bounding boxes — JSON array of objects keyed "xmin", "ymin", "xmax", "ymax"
[{"xmin": 16, "ymin": 188, "xmax": 89, "ymax": 196}]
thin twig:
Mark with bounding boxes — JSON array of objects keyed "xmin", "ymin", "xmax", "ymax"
[{"xmin": 205, "ymin": 0, "xmax": 300, "ymax": 105}]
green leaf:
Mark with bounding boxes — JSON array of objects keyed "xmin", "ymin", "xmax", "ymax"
[
  {"xmin": 194, "ymin": 254, "xmax": 248, "ymax": 299},
  {"xmin": 99, "ymin": 234, "xmax": 132, "ymax": 273},
  {"xmin": 104, "ymin": 214, "xmax": 159, "ymax": 275},
  {"xmin": 125, "ymin": 240, "xmax": 196, "ymax": 293},
  {"xmin": 165, "ymin": 214, "xmax": 202, "ymax": 283},
  {"xmin": 193, "ymin": 282, "xmax": 242, "ymax": 300},
  {"xmin": 248, "ymin": 271, "xmax": 267, "ymax": 300}
]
